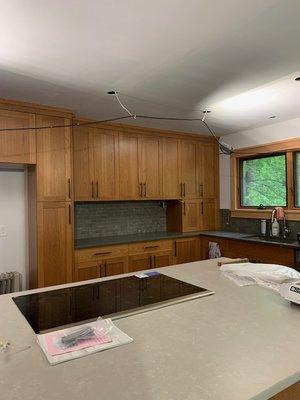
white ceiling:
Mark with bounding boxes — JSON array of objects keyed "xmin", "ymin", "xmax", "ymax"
[{"xmin": 1, "ymin": 0, "xmax": 300, "ymax": 135}]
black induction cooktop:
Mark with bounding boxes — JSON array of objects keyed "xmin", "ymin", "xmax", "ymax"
[{"xmin": 13, "ymin": 272, "xmax": 213, "ymax": 333}]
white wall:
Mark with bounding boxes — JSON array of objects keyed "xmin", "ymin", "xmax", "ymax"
[
  {"xmin": 0, "ymin": 169, "xmax": 27, "ymax": 288},
  {"xmin": 220, "ymin": 117, "xmax": 300, "ymax": 208}
]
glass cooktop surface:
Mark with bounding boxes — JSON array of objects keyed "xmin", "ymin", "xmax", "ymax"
[{"xmin": 13, "ymin": 272, "xmax": 213, "ymax": 333}]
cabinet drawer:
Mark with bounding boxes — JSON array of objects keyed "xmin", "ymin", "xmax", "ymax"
[
  {"xmin": 128, "ymin": 240, "xmax": 173, "ymax": 255},
  {"xmin": 75, "ymin": 244, "xmax": 128, "ymax": 263}
]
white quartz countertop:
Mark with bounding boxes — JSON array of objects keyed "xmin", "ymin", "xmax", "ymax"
[{"xmin": 1, "ymin": 258, "xmax": 300, "ymax": 400}]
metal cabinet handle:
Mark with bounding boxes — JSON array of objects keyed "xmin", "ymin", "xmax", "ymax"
[
  {"xmin": 180, "ymin": 183, "xmax": 183, "ymax": 197},
  {"xmin": 93, "ymin": 251, "xmax": 112, "ymax": 256},
  {"xmin": 139, "ymin": 182, "xmax": 143, "ymax": 197},
  {"xmin": 199, "ymin": 183, "xmax": 204, "ymax": 197},
  {"xmin": 143, "ymin": 183, "xmax": 147, "ymax": 197},
  {"xmin": 183, "ymin": 183, "xmax": 186, "ymax": 196},
  {"xmin": 96, "ymin": 181, "xmax": 99, "ymax": 198},
  {"xmin": 152, "ymin": 255, "xmax": 156, "ymax": 268},
  {"xmin": 91, "ymin": 181, "xmax": 94, "ymax": 198},
  {"xmin": 68, "ymin": 204, "xmax": 71, "ymax": 224},
  {"xmin": 174, "ymin": 241, "xmax": 177, "ymax": 257},
  {"xmin": 201, "ymin": 201, "xmax": 204, "ymax": 215},
  {"xmin": 183, "ymin": 201, "xmax": 186, "ymax": 216},
  {"xmin": 68, "ymin": 178, "xmax": 71, "ymax": 199}
]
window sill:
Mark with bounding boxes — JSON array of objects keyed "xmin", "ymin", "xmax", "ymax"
[{"xmin": 231, "ymin": 209, "xmax": 300, "ymax": 221}]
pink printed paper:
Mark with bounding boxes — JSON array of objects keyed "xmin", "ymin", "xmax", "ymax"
[{"xmin": 44, "ymin": 327, "xmax": 112, "ymax": 356}]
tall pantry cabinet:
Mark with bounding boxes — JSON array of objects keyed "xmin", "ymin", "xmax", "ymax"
[{"xmin": 35, "ymin": 114, "xmax": 73, "ymax": 288}]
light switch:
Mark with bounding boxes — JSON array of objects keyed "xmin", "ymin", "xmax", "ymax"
[{"xmin": 0, "ymin": 225, "xmax": 7, "ymax": 237}]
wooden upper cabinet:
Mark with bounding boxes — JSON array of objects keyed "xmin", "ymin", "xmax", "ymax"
[
  {"xmin": 37, "ymin": 202, "xmax": 73, "ymax": 287},
  {"xmin": 36, "ymin": 115, "xmax": 72, "ymax": 202},
  {"xmin": 119, "ymin": 133, "xmax": 140, "ymax": 199},
  {"xmin": 139, "ymin": 135, "xmax": 160, "ymax": 198},
  {"xmin": 200, "ymin": 141, "xmax": 218, "ymax": 199},
  {"xmin": 180, "ymin": 139, "xmax": 198, "ymax": 198},
  {"xmin": 0, "ymin": 109, "xmax": 36, "ymax": 164},
  {"xmin": 93, "ymin": 128, "xmax": 119, "ymax": 200},
  {"xmin": 160, "ymin": 137, "xmax": 181, "ymax": 198},
  {"xmin": 73, "ymin": 126, "xmax": 93, "ymax": 200}
]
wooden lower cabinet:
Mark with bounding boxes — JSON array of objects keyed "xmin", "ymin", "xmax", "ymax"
[
  {"xmin": 269, "ymin": 381, "xmax": 300, "ymax": 399},
  {"xmin": 152, "ymin": 251, "xmax": 173, "ymax": 268},
  {"xmin": 74, "ymin": 256, "xmax": 128, "ymax": 282},
  {"xmin": 174, "ymin": 237, "xmax": 200, "ymax": 264},
  {"xmin": 128, "ymin": 253, "xmax": 152, "ymax": 272},
  {"xmin": 74, "ymin": 261, "xmax": 100, "ymax": 282},
  {"xmin": 200, "ymin": 236, "xmax": 295, "ymax": 267},
  {"xmin": 36, "ymin": 202, "xmax": 73, "ymax": 288},
  {"xmin": 103, "ymin": 256, "xmax": 128, "ymax": 277}
]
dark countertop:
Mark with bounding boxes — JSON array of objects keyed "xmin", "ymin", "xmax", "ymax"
[
  {"xmin": 75, "ymin": 231, "xmax": 204, "ymax": 249},
  {"xmin": 199, "ymin": 230, "xmax": 300, "ymax": 249},
  {"xmin": 75, "ymin": 230, "xmax": 300, "ymax": 250}
]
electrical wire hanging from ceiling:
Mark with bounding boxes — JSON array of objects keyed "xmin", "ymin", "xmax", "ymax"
[{"xmin": 0, "ymin": 91, "xmax": 235, "ymax": 155}]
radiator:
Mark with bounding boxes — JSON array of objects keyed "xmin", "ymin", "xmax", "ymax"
[{"xmin": 0, "ymin": 272, "xmax": 22, "ymax": 294}]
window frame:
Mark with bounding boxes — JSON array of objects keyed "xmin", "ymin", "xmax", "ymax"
[
  {"xmin": 230, "ymin": 137, "xmax": 300, "ymax": 220},
  {"xmin": 294, "ymin": 151, "xmax": 300, "ymax": 208},
  {"xmin": 239, "ymin": 152, "xmax": 288, "ymax": 209}
]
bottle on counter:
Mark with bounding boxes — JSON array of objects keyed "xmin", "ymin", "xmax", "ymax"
[
  {"xmin": 260, "ymin": 219, "xmax": 267, "ymax": 236},
  {"xmin": 271, "ymin": 218, "xmax": 280, "ymax": 237}
]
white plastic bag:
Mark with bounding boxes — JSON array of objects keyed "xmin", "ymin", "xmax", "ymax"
[{"xmin": 220, "ymin": 262, "xmax": 300, "ymax": 292}]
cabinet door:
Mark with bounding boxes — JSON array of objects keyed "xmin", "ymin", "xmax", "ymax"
[
  {"xmin": 36, "ymin": 115, "xmax": 72, "ymax": 201},
  {"xmin": 0, "ymin": 109, "xmax": 36, "ymax": 164},
  {"xmin": 182, "ymin": 199, "xmax": 201, "ymax": 232},
  {"xmin": 203, "ymin": 198, "xmax": 219, "ymax": 230},
  {"xmin": 37, "ymin": 202, "xmax": 73, "ymax": 287},
  {"xmin": 119, "ymin": 133, "xmax": 140, "ymax": 199},
  {"xmin": 93, "ymin": 129, "xmax": 119, "ymax": 200},
  {"xmin": 174, "ymin": 237, "xmax": 200, "ymax": 264},
  {"xmin": 161, "ymin": 137, "xmax": 181, "ymax": 198},
  {"xmin": 180, "ymin": 140, "xmax": 198, "ymax": 198},
  {"xmin": 74, "ymin": 261, "xmax": 100, "ymax": 282},
  {"xmin": 128, "ymin": 253, "xmax": 152, "ymax": 272},
  {"xmin": 139, "ymin": 136, "xmax": 160, "ymax": 198},
  {"xmin": 103, "ymin": 256, "xmax": 128, "ymax": 277},
  {"xmin": 152, "ymin": 251, "xmax": 173, "ymax": 268},
  {"xmin": 202, "ymin": 142, "xmax": 218, "ymax": 199},
  {"xmin": 73, "ymin": 126, "xmax": 93, "ymax": 200}
]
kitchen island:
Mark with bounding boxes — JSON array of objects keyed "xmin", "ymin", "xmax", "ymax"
[{"xmin": 1, "ymin": 258, "xmax": 300, "ymax": 400}]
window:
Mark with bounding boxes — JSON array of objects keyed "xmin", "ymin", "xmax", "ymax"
[
  {"xmin": 295, "ymin": 152, "xmax": 300, "ymax": 207},
  {"xmin": 240, "ymin": 154, "xmax": 287, "ymax": 207}
]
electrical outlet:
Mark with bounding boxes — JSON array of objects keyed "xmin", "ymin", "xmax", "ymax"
[{"xmin": 0, "ymin": 225, "xmax": 8, "ymax": 237}]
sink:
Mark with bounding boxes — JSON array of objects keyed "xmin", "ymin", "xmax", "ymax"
[{"xmin": 244, "ymin": 235, "xmax": 298, "ymax": 244}]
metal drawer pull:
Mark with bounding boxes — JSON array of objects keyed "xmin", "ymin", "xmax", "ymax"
[
  {"xmin": 145, "ymin": 245, "xmax": 159, "ymax": 249},
  {"xmin": 68, "ymin": 179, "xmax": 71, "ymax": 199},
  {"xmin": 199, "ymin": 183, "xmax": 204, "ymax": 197},
  {"xmin": 93, "ymin": 251, "xmax": 112, "ymax": 256}
]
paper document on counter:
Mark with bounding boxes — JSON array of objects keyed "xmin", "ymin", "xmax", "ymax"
[{"xmin": 37, "ymin": 318, "xmax": 133, "ymax": 365}]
